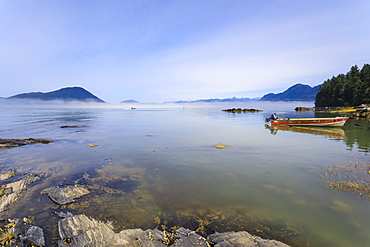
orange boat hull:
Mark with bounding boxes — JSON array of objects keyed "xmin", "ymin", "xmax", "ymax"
[{"xmin": 270, "ymin": 117, "xmax": 349, "ymax": 127}]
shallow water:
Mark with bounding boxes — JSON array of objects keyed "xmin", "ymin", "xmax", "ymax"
[{"xmin": 0, "ymin": 102, "xmax": 369, "ymax": 246}]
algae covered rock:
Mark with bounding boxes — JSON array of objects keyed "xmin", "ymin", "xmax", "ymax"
[
  {"xmin": 0, "ymin": 218, "xmax": 45, "ymax": 246},
  {"xmin": 0, "ymin": 138, "xmax": 52, "ymax": 148},
  {"xmin": 0, "ymin": 170, "xmax": 16, "ymax": 180}
]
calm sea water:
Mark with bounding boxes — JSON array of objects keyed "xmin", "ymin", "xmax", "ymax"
[{"xmin": 0, "ymin": 101, "xmax": 369, "ymax": 246}]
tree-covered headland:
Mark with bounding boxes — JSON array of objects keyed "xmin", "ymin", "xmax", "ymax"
[{"xmin": 315, "ymin": 64, "xmax": 370, "ymax": 107}]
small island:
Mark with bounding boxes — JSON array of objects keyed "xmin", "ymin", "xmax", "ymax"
[{"xmin": 222, "ymin": 108, "xmax": 262, "ymax": 113}]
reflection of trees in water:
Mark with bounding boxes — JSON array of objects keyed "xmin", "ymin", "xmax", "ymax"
[
  {"xmin": 342, "ymin": 121, "xmax": 370, "ymax": 152},
  {"xmin": 265, "ymin": 118, "xmax": 370, "ymax": 153},
  {"xmin": 314, "ymin": 112, "xmax": 370, "ymax": 152}
]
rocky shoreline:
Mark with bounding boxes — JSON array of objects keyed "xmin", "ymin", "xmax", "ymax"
[
  {"xmin": 1, "ymin": 213, "xmax": 290, "ymax": 247},
  {"xmin": 315, "ymin": 105, "xmax": 370, "ymax": 120},
  {"xmin": 0, "ymin": 168, "xmax": 291, "ymax": 247},
  {"xmin": 0, "ymin": 138, "xmax": 297, "ymax": 246},
  {"xmin": 351, "ymin": 106, "xmax": 370, "ymax": 120},
  {"xmin": 56, "ymin": 212, "xmax": 290, "ymax": 247}
]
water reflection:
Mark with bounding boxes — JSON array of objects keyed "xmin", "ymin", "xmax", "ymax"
[
  {"xmin": 265, "ymin": 118, "xmax": 370, "ymax": 152},
  {"xmin": 265, "ymin": 124, "xmax": 347, "ymax": 138},
  {"xmin": 342, "ymin": 123, "xmax": 370, "ymax": 153}
]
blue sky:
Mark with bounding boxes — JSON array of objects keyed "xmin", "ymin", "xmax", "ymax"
[{"xmin": 1, "ymin": 0, "xmax": 369, "ymax": 103}]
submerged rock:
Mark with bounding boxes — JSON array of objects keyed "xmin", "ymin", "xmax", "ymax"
[
  {"xmin": 0, "ymin": 218, "xmax": 45, "ymax": 247},
  {"xmin": 0, "ymin": 174, "xmax": 40, "ymax": 211},
  {"xmin": 22, "ymin": 226, "xmax": 45, "ymax": 247},
  {"xmin": 41, "ymin": 185, "xmax": 90, "ymax": 205},
  {"xmin": 54, "ymin": 210, "xmax": 74, "ymax": 219},
  {"xmin": 0, "ymin": 138, "xmax": 52, "ymax": 148}
]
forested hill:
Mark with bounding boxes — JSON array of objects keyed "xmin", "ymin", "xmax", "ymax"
[
  {"xmin": 7, "ymin": 87, "xmax": 105, "ymax": 102},
  {"xmin": 315, "ymin": 64, "xmax": 370, "ymax": 107},
  {"xmin": 259, "ymin": 83, "xmax": 321, "ymax": 101}
]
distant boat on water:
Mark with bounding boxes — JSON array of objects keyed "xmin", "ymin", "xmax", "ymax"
[{"xmin": 265, "ymin": 113, "xmax": 349, "ymax": 127}]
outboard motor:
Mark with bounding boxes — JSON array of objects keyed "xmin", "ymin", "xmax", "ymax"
[{"xmin": 265, "ymin": 113, "xmax": 278, "ymax": 122}]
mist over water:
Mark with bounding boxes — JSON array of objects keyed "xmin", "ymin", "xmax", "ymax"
[
  {"xmin": 0, "ymin": 102, "xmax": 369, "ymax": 246},
  {"xmin": 0, "ymin": 98, "xmax": 315, "ymax": 109}
]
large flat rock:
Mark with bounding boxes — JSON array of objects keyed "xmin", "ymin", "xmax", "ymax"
[
  {"xmin": 41, "ymin": 185, "xmax": 90, "ymax": 205},
  {"xmin": 57, "ymin": 214, "xmax": 166, "ymax": 247}
]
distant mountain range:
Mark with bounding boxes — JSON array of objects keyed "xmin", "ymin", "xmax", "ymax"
[
  {"xmin": 259, "ymin": 83, "xmax": 321, "ymax": 101},
  {"xmin": 2, "ymin": 83, "xmax": 321, "ymax": 104},
  {"xmin": 172, "ymin": 83, "xmax": 321, "ymax": 103},
  {"xmin": 119, "ymin": 97, "xmax": 260, "ymax": 104},
  {"xmin": 172, "ymin": 97, "xmax": 260, "ymax": 104},
  {"xmin": 6, "ymin": 87, "xmax": 105, "ymax": 103},
  {"xmin": 120, "ymin": 99, "xmax": 140, "ymax": 104}
]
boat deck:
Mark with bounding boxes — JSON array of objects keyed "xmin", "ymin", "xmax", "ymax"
[{"xmin": 270, "ymin": 117, "xmax": 348, "ymax": 127}]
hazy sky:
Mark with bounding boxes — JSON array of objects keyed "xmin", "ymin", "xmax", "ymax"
[{"xmin": 1, "ymin": 0, "xmax": 369, "ymax": 103}]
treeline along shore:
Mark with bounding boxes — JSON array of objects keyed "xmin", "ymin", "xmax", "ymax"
[{"xmin": 315, "ymin": 64, "xmax": 370, "ymax": 107}]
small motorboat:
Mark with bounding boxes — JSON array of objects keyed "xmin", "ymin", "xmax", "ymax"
[{"xmin": 265, "ymin": 113, "xmax": 349, "ymax": 127}]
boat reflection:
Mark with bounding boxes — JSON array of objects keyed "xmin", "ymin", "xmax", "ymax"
[{"xmin": 265, "ymin": 124, "xmax": 347, "ymax": 138}]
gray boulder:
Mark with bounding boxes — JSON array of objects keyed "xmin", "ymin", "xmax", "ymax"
[
  {"xmin": 41, "ymin": 185, "xmax": 90, "ymax": 205},
  {"xmin": 208, "ymin": 231, "xmax": 290, "ymax": 247},
  {"xmin": 57, "ymin": 214, "xmax": 166, "ymax": 247},
  {"xmin": 171, "ymin": 227, "xmax": 209, "ymax": 247},
  {"xmin": 0, "ymin": 174, "xmax": 40, "ymax": 211},
  {"xmin": 22, "ymin": 226, "xmax": 45, "ymax": 247}
]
